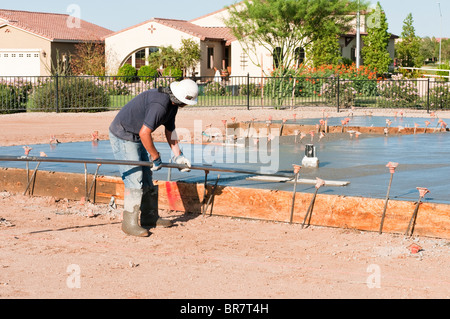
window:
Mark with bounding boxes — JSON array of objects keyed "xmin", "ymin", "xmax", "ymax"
[
  {"xmin": 19, "ymin": 54, "xmax": 23, "ymax": 58},
  {"xmin": 273, "ymin": 47, "xmax": 282, "ymax": 69},
  {"xmin": 123, "ymin": 47, "xmax": 159, "ymax": 69},
  {"xmin": 135, "ymin": 49, "xmax": 146, "ymax": 69},
  {"xmin": 295, "ymin": 47, "xmax": 305, "ymax": 67},
  {"xmin": 351, "ymin": 48, "xmax": 356, "ymax": 62},
  {"xmin": 27, "ymin": 54, "xmax": 32, "ymax": 58},
  {"xmin": 207, "ymin": 47, "xmax": 214, "ymax": 69}
]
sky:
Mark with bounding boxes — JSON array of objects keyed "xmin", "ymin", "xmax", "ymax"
[{"xmin": 1, "ymin": 0, "xmax": 450, "ymax": 38}]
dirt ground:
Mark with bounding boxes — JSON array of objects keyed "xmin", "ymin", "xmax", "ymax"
[{"xmin": 0, "ymin": 106, "xmax": 449, "ymax": 300}]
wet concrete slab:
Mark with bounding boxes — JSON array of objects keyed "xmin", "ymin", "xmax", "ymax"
[{"xmin": 0, "ymin": 125, "xmax": 449, "ymax": 204}]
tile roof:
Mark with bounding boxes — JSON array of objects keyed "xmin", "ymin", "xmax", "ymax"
[
  {"xmin": 0, "ymin": 9, "xmax": 113, "ymax": 42},
  {"xmin": 106, "ymin": 18, "xmax": 237, "ymax": 45}
]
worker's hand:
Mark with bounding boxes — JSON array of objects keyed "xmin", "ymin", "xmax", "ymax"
[
  {"xmin": 151, "ymin": 154, "xmax": 163, "ymax": 172},
  {"xmin": 173, "ymin": 152, "xmax": 191, "ymax": 172}
]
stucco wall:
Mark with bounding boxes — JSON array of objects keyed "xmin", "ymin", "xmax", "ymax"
[
  {"xmin": 0, "ymin": 25, "xmax": 51, "ymax": 76},
  {"xmin": 105, "ymin": 21, "xmax": 200, "ymax": 76}
]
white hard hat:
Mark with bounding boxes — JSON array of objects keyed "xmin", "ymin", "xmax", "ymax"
[{"xmin": 170, "ymin": 79, "xmax": 199, "ymax": 106}]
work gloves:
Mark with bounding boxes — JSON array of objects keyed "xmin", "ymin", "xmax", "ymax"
[
  {"xmin": 151, "ymin": 152, "xmax": 192, "ymax": 173},
  {"xmin": 151, "ymin": 154, "xmax": 163, "ymax": 172},
  {"xmin": 173, "ymin": 152, "xmax": 191, "ymax": 172}
]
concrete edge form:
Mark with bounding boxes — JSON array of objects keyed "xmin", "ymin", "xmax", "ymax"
[{"xmin": 1, "ymin": 167, "xmax": 449, "ymax": 239}]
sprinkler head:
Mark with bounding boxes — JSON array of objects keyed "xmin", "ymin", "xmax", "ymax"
[
  {"xmin": 231, "ymin": 117, "xmax": 236, "ymax": 123},
  {"xmin": 292, "ymin": 164, "xmax": 301, "ymax": 174},
  {"xmin": 221, "ymin": 120, "xmax": 227, "ymax": 126},
  {"xmin": 425, "ymin": 121, "xmax": 430, "ymax": 127},
  {"xmin": 386, "ymin": 162, "xmax": 398, "ymax": 174},
  {"xmin": 40, "ymin": 152, "xmax": 48, "ymax": 157},
  {"xmin": 417, "ymin": 187, "xmax": 430, "ymax": 198}
]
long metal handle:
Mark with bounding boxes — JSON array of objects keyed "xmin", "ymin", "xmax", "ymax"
[{"xmin": 0, "ymin": 155, "xmax": 294, "ymax": 179}]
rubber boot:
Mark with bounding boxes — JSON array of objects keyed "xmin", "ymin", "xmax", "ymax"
[
  {"xmin": 122, "ymin": 188, "xmax": 150, "ymax": 237},
  {"xmin": 140, "ymin": 186, "xmax": 173, "ymax": 228}
]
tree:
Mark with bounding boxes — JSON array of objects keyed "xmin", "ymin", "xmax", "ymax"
[
  {"xmin": 224, "ymin": 0, "xmax": 364, "ymax": 75},
  {"xmin": 311, "ymin": 33, "xmax": 342, "ymax": 67},
  {"xmin": 419, "ymin": 37, "xmax": 439, "ymax": 63},
  {"xmin": 70, "ymin": 41, "xmax": 106, "ymax": 76},
  {"xmin": 179, "ymin": 38, "xmax": 201, "ymax": 76},
  {"xmin": 148, "ymin": 40, "xmax": 201, "ymax": 77},
  {"xmin": 362, "ymin": 2, "xmax": 392, "ymax": 74},
  {"xmin": 396, "ymin": 13, "xmax": 423, "ymax": 68}
]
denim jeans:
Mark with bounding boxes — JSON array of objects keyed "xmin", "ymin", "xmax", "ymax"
[{"xmin": 109, "ymin": 131, "xmax": 152, "ymax": 190}]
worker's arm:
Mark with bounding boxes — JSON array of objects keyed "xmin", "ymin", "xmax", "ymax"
[
  {"xmin": 139, "ymin": 125, "xmax": 159, "ymax": 161},
  {"xmin": 165, "ymin": 128, "xmax": 191, "ymax": 172},
  {"xmin": 165, "ymin": 128, "xmax": 182, "ymax": 157}
]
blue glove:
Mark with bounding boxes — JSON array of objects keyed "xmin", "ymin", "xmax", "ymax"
[
  {"xmin": 151, "ymin": 155, "xmax": 163, "ymax": 171},
  {"xmin": 173, "ymin": 152, "xmax": 191, "ymax": 172}
]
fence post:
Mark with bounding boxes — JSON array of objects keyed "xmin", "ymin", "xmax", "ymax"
[
  {"xmin": 247, "ymin": 73, "xmax": 250, "ymax": 110},
  {"xmin": 55, "ymin": 73, "xmax": 59, "ymax": 113},
  {"xmin": 427, "ymin": 77, "xmax": 430, "ymax": 113},
  {"xmin": 336, "ymin": 76, "xmax": 340, "ymax": 113}
]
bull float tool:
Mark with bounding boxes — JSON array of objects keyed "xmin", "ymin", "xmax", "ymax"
[
  {"xmin": 0, "ymin": 155, "xmax": 294, "ymax": 193},
  {"xmin": 405, "ymin": 187, "xmax": 430, "ymax": 237},
  {"xmin": 302, "ymin": 178, "xmax": 325, "ymax": 229},
  {"xmin": 379, "ymin": 162, "xmax": 398, "ymax": 234}
]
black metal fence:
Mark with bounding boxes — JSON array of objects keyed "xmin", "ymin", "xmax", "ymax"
[{"xmin": 1, "ymin": 74, "xmax": 450, "ymax": 113}]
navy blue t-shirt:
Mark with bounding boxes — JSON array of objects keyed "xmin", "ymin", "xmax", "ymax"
[{"xmin": 109, "ymin": 89, "xmax": 178, "ymax": 142}]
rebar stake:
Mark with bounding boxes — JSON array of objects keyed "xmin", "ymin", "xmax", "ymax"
[
  {"xmin": 405, "ymin": 187, "xmax": 430, "ymax": 237},
  {"xmin": 380, "ymin": 162, "xmax": 398, "ymax": 234},
  {"xmin": 289, "ymin": 165, "xmax": 301, "ymax": 224},
  {"xmin": 302, "ymin": 178, "xmax": 325, "ymax": 229}
]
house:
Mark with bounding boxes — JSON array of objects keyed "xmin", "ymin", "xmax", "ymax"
[
  {"xmin": 0, "ymin": 9, "xmax": 113, "ymax": 76},
  {"xmin": 105, "ymin": 3, "xmax": 397, "ymax": 78}
]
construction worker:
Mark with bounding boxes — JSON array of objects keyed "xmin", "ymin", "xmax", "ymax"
[{"xmin": 109, "ymin": 79, "xmax": 199, "ymax": 237}]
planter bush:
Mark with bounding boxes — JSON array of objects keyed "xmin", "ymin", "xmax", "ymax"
[
  {"xmin": 28, "ymin": 77, "xmax": 110, "ymax": 112},
  {"xmin": 117, "ymin": 64, "xmax": 137, "ymax": 83}
]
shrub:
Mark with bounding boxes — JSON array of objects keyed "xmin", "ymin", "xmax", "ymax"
[
  {"xmin": 204, "ymin": 82, "xmax": 228, "ymax": 96},
  {"xmin": 376, "ymin": 74, "xmax": 420, "ymax": 108},
  {"xmin": 239, "ymin": 83, "xmax": 261, "ymax": 97},
  {"xmin": 137, "ymin": 66, "xmax": 158, "ymax": 82},
  {"xmin": 429, "ymin": 84, "xmax": 450, "ymax": 109},
  {"xmin": 28, "ymin": 77, "xmax": 110, "ymax": 112},
  {"xmin": 321, "ymin": 78, "xmax": 357, "ymax": 108},
  {"xmin": 162, "ymin": 67, "xmax": 183, "ymax": 80},
  {"xmin": 117, "ymin": 64, "xmax": 137, "ymax": 83},
  {"xmin": 0, "ymin": 85, "xmax": 20, "ymax": 114}
]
